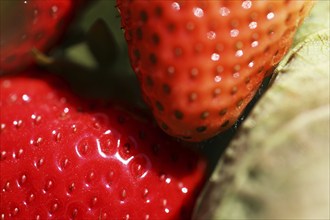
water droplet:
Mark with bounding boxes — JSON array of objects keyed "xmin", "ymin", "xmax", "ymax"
[
  {"xmin": 251, "ymin": 41, "xmax": 259, "ymax": 48},
  {"xmin": 230, "ymin": 29, "xmax": 239, "ymax": 38},
  {"xmin": 13, "ymin": 120, "xmax": 23, "ymax": 129},
  {"xmin": 249, "ymin": 21, "xmax": 257, "ymax": 29},
  {"xmin": 248, "ymin": 61, "xmax": 254, "ymax": 68},
  {"xmin": 31, "ymin": 114, "xmax": 42, "ymax": 125},
  {"xmin": 235, "ymin": 50, "xmax": 243, "ymax": 57},
  {"xmin": 22, "ymin": 94, "xmax": 31, "ymax": 102},
  {"xmin": 242, "ymin": 1, "xmax": 252, "ymax": 9},
  {"xmin": 211, "ymin": 53, "xmax": 220, "ymax": 61},
  {"xmin": 193, "ymin": 7, "xmax": 204, "ymax": 18},
  {"xmin": 214, "ymin": 75, "xmax": 222, "ymax": 83},
  {"xmin": 206, "ymin": 31, "xmax": 216, "ymax": 40},
  {"xmin": 64, "ymin": 107, "xmax": 70, "ymax": 113},
  {"xmin": 181, "ymin": 187, "xmax": 188, "ymax": 194},
  {"xmin": 30, "ymin": 137, "xmax": 43, "ymax": 146},
  {"xmin": 219, "ymin": 7, "xmax": 230, "ymax": 16},
  {"xmin": 165, "ymin": 177, "xmax": 171, "ymax": 184},
  {"xmin": 171, "ymin": 2, "xmax": 180, "ymax": 11},
  {"xmin": 267, "ymin": 12, "xmax": 275, "ymax": 20},
  {"xmin": 60, "ymin": 107, "xmax": 69, "ymax": 118}
]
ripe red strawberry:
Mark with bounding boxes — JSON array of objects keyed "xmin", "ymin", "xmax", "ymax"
[
  {"xmin": 0, "ymin": 0, "xmax": 87, "ymax": 74},
  {"xmin": 117, "ymin": 0, "xmax": 314, "ymax": 141},
  {"xmin": 0, "ymin": 71, "xmax": 206, "ymax": 219}
]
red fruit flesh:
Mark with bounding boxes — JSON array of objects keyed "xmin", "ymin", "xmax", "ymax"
[
  {"xmin": 117, "ymin": 0, "xmax": 314, "ymax": 142},
  {"xmin": 0, "ymin": 0, "xmax": 85, "ymax": 74},
  {"xmin": 0, "ymin": 71, "xmax": 206, "ymax": 219}
]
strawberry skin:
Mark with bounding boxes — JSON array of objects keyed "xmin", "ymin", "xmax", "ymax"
[
  {"xmin": 0, "ymin": 71, "xmax": 206, "ymax": 219},
  {"xmin": 117, "ymin": 0, "xmax": 314, "ymax": 142},
  {"xmin": 0, "ymin": 0, "xmax": 86, "ymax": 74}
]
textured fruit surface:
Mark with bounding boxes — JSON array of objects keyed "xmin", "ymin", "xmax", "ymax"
[
  {"xmin": 117, "ymin": 0, "xmax": 314, "ymax": 141},
  {"xmin": 0, "ymin": 71, "xmax": 206, "ymax": 219},
  {"xmin": 193, "ymin": 24, "xmax": 330, "ymax": 219},
  {"xmin": 0, "ymin": 0, "xmax": 85, "ymax": 74}
]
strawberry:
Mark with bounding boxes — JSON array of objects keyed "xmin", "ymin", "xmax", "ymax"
[
  {"xmin": 117, "ymin": 0, "xmax": 314, "ymax": 141},
  {"xmin": 0, "ymin": 71, "xmax": 206, "ymax": 219},
  {"xmin": 0, "ymin": 0, "xmax": 87, "ymax": 74}
]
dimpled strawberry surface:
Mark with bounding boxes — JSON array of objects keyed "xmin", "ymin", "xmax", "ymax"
[
  {"xmin": 117, "ymin": 0, "xmax": 314, "ymax": 141},
  {"xmin": 0, "ymin": 72, "xmax": 206, "ymax": 219}
]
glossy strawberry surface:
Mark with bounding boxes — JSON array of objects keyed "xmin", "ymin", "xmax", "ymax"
[
  {"xmin": 0, "ymin": 0, "xmax": 86, "ymax": 74},
  {"xmin": 117, "ymin": 0, "xmax": 314, "ymax": 141},
  {"xmin": 0, "ymin": 71, "xmax": 206, "ymax": 219}
]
